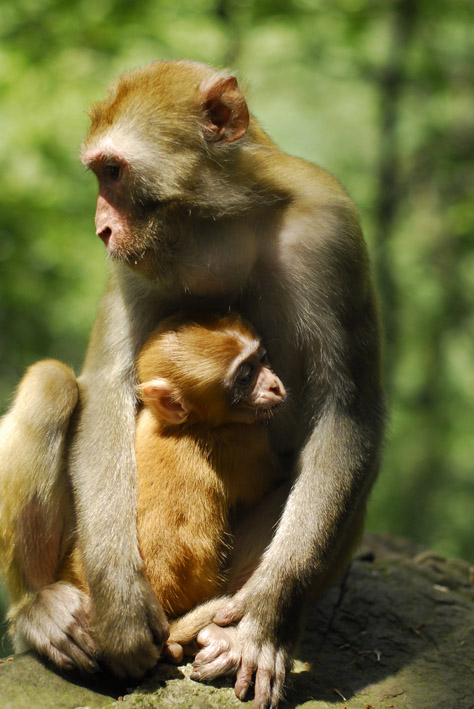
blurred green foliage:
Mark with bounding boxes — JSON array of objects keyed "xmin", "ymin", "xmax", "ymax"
[{"xmin": 0, "ymin": 0, "xmax": 473, "ymax": 644}]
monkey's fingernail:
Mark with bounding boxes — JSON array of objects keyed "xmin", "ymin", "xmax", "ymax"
[
  {"xmin": 239, "ymin": 688, "xmax": 248, "ymax": 701},
  {"xmin": 190, "ymin": 671, "xmax": 200, "ymax": 680}
]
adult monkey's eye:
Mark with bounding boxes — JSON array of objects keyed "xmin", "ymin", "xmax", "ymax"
[
  {"xmin": 236, "ymin": 361, "xmax": 255, "ymax": 385},
  {"xmin": 104, "ymin": 164, "xmax": 121, "ymax": 181},
  {"xmin": 259, "ymin": 350, "xmax": 270, "ymax": 366}
]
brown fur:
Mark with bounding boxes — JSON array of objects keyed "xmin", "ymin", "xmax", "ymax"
[{"xmin": 136, "ymin": 412, "xmax": 280, "ymax": 617}]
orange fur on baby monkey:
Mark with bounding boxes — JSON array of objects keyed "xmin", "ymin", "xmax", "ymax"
[{"xmin": 135, "ymin": 312, "xmax": 286, "ymax": 618}]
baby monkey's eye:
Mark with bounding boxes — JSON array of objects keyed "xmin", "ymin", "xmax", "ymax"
[{"xmin": 235, "ymin": 361, "xmax": 255, "ymax": 385}]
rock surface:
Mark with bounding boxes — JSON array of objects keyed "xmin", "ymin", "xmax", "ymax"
[{"xmin": 1, "ymin": 534, "xmax": 473, "ymax": 708}]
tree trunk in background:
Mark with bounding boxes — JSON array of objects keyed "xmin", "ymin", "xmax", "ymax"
[
  {"xmin": 373, "ymin": 0, "xmax": 418, "ymax": 390},
  {"xmin": 214, "ymin": 0, "xmax": 242, "ymax": 67}
]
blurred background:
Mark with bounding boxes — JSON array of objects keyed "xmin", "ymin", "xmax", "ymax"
[{"xmin": 0, "ymin": 0, "xmax": 472, "ymax": 655}]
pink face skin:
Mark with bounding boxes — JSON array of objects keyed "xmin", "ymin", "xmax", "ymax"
[
  {"xmin": 252, "ymin": 365, "xmax": 286, "ymax": 410},
  {"xmin": 82, "ymin": 151, "xmax": 132, "ymax": 253},
  {"xmin": 232, "ymin": 364, "xmax": 286, "ymax": 425}
]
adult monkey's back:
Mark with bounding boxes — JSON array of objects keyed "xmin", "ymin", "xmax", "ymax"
[{"xmin": 0, "ymin": 60, "xmax": 385, "ymax": 708}]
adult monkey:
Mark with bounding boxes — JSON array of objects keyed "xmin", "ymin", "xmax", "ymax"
[{"xmin": 0, "ymin": 60, "xmax": 385, "ymax": 707}]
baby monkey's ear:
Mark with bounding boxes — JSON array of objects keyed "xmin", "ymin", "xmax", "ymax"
[{"xmin": 138, "ymin": 378, "xmax": 190, "ymax": 424}]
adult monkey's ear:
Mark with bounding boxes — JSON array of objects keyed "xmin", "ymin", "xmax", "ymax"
[{"xmin": 200, "ymin": 75, "xmax": 250, "ymax": 143}]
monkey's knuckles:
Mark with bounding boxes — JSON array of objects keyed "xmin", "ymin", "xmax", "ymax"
[
  {"xmin": 93, "ymin": 579, "xmax": 169, "ymax": 678},
  {"xmin": 234, "ymin": 616, "xmax": 291, "ymax": 708},
  {"xmin": 235, "ymin": 644, "xmax": 289, "ymax": 708},
  {"xmin": 94, "ymin": 617, "xmax": 162, "ymax": 678},
  {"xmin": 250, "ymin": 650, "xmax": 288, "ymax": 708},
  {"xmin": 10, "ymin": 582, "xmax": 98, "ymax": 673}
]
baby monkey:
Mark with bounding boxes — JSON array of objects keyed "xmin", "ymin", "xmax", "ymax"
[
  {"xmin": 134, "ymin": 312, "xmax": 286, "ymax": 620},
  {"xmin": 3, "ymin": 312, "xmax": 286, "ymax": 670}
]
